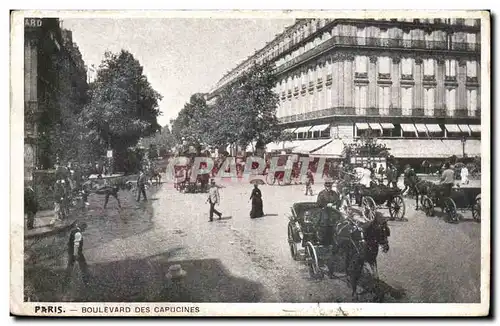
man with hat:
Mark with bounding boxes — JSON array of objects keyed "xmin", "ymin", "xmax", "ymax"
[
  {"xmin": 207, "ymin": 179, "xmax": 222, "ymax": 222},
  {"xmin": 63, "ymin": 222, "xmax": 90, "ymax": 291},
  {"xmin": 316, "ymin": 178, "xmax": 341, "ymax": 246}
]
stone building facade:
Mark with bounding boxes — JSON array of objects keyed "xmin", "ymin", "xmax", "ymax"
[{"xmin": 209, "ymin": 18, "xmax": 482, "ymax": 160}]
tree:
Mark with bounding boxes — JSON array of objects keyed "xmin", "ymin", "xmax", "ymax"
[
  {"xmin": 203, "ymin": 62, "xmax": 281, "ymax": 152},
  {"xmin": 80, "ymin": 50, "xmax": 162, "ymax": 169}
]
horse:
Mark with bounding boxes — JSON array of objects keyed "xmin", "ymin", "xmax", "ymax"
[
  {"xmin": 406, "ymin": 174, "xmax": 436, "ymax": 210},
  {"xmin": 333, "ymin": 211, "xmax": 391, "ymax": 301},
  {"xmin": 81, "ymin": 180, "xmax": 121, "ymax": 209}
]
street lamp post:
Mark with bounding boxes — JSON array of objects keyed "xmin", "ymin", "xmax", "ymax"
[{"xmin": 461, "ymin": 136, "xmax": 467, "ymax": 158}]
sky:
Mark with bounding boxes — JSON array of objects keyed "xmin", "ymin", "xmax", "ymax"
[{"xmin": 62, "ymin": 18, "xmax": 294, "ymax": 128}]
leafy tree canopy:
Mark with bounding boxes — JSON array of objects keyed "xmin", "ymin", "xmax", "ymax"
[{"xmin": 80, "ymin": 50, "xmax": 163, "ymax": 154}]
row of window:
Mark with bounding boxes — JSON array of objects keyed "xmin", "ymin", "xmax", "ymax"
[
  {"xmin": 277, "ymin": 57, "xmax": 478, "ymax": 91},
  {"xmin": 354, "ymin": 56, "xmax": 477, "ymax": 78},
  {"xmin": 275, "ymin": 28, "xmax": 478, "ymax": 69},
  {"xmin": 276, "ymin": 85, "xmax": 479, "ymax": 118},
  {"xmin": 216, "ymin": 19, "xmax": 480, "ymax": 89}
]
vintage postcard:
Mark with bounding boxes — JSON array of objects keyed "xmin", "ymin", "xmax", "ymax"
[{"xmin": 10, "ymin": 10, "xmax": 490, "ymax": 317}]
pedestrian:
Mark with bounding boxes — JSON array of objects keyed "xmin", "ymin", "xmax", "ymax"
[
  {"xmin": 136, "ymin": 169, "xmax": 147, "ymax": 202},
  {"xmin": 24, "ymin": 186, "xmax": 38, "ymax": 230},
  {"xmin": 63, "ymin": 222, "xmax": 90, "ymax": 291},
  {"xmin": 305, "ymin": 168, "xmax": 314, "ymax": 196},
  {"xmin": 249, "ymin": 183, "xmax": 264, "ymax": 218},
  {"xmin": 402, "ymin": 164, "xmax": 415, "ymax": 195},
  {"xmin": 460, "ymin": 164, "xmax": 469, "ymax": 185},
  {"xmin": 386, "ymin": 164, "xmax": 398, "ymax": 189},
  {"xmin": 207, "ymin": 179, "xmax": 222, "ymax": 222},
  {"xmin": 440, "ymin": 162, "xmax": 455, "ymax": 198},
  {"xmin": 377, "ymin": 164, "xmax": 385, "ymax": 184}
]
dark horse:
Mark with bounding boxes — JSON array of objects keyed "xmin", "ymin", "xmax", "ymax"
[
  {"xmin": 334, "ymin": 212, "xmax": 391, "ymax": 301},
  {"xmin": 82, "ymin": 181, "xmax": 121, "ymax": 209},
  {"xmin": 406, "ymin": 173, "xmax": 438, "ymax": 210}
]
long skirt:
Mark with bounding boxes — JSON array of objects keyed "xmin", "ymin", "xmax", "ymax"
[{"xmin": 250, "ymin": 198, "xmax": 264, "ymax": 218}]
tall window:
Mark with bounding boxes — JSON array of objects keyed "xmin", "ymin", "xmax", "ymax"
[
  {"xmin": 466, "ymin": 60, "xmax": 477, "ymax": 78},
  {"xmin": 465, "ymin": 19, "xmax": 476, "ymax": 26},
  {"xmin": 445, "ymin": 88, "xmax": 456, "ymax": 114},
  {"xmin": 401, "ymin": 58, "xmax": 413, "ymax": 76},
  {"xmin": 378, "ymin": 56, "xmax": 391, "ymax": 75},
  {"xmin": 355, "ymin": 56, "xmax": 368, "ymax": 74},
  {"xmin": 357, "ymin": 27, "xmax": 366, "ymax": 45},
  {"xmin": 424, "ymin": 88, "xmax": 435, "ymax": 116},
  {"xmin": 378, "ymin": 86, "xmax": 391, "ymax": 115},
  {"xmin": 379, "ymin": 30, "xmax": 389, "ymax": 46},
  {"xmin": 445, "ymin": 59, "xmax": 457, "ymax": 77},
  {"xmin": 403, "ymin": 32, "xmax": 411, "ymax": 48},
  {"xmin": 423, "ymin": 59, "xmax": 435, "ymax": 76},
  {"xmin": 326, "ymin": 87, "xmax": 332, "ymax": 109},
  {"xmin": 467, "ymin": 88, "xmax": 478, "ymax": 116},
  {"xmin": 466, "ymin": 33, "xmax": 476, "ymax": 44},
  {"xmin": 401, "ymin": 87, "xmax": 413, "ymax": 115},
  {"xmin": 355, "ymin": 85, "xmax": 368, "ymax": 114}
]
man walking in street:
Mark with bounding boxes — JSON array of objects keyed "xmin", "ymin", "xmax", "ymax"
[
  {"xmin": 63, "ymin": 222, "xmax": 90, "ymax": 292},
  {"xmin": 305, "ymin": 168, "xmax": 314, "ymax": 196},
  {"xmin": 207, "ymin": 179, "xmax": 222, "ymax": 221},
  {"xmin": 24, "ymin": 186, "xmax": 38, "ymax": 230},
  {"xmin": 137, "ymin": 170, "xmax": 147, "ymax": 202}
]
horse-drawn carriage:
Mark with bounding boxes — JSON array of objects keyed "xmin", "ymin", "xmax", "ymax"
[
  {"xmin": 420, "ymin": 183, "xmax": 481, "ymax": 223},
  {"xmin": 358, "ymin": 183, "xmax": 406, "ymax": 221},
  {"xmin": 286, "ymin": 201, "xmax": 391, "ymax": 301}
]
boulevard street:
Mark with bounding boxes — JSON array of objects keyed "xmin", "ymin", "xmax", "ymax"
[{"xmin": 26, "ymin": 179, "xmax": 481, "ymax": 303}]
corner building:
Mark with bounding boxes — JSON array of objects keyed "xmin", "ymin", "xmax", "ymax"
[{"xmin": 209, "ymin": 18, "xmax": 482, "ymax": 162}]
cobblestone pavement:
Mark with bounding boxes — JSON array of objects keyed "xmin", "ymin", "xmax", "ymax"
[{"xmin": 25, "ymin": 178, "xmax": 481, "ymax": 303}]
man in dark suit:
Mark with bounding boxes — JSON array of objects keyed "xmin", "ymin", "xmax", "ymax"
[{"xmin": 63, "ymin": 222, "xmax": 90, "ymax": 291}]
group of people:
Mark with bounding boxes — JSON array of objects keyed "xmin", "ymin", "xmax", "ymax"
[{"xmin": 206, "ymin": 180, "xmax": 265, "ymax": 222}]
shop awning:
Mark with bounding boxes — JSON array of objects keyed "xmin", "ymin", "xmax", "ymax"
[
  {"xmin": 445, "ymin": 124, "xmax": 461, "ymax": 133},
  {"xmin": 283, "ymin": 128, "xmax": 297, "ymax": 133},
  {"xmin": 380, "ymin": 139, "xmax": 482, "ymax": 158},
  {"xmin": 291, "ymin": 139, "xmax": 333, "ymax": 154},
  {"xmin": 425, "ymin": 124, "xmax": 442, "ymax": 133},
  {"xmin": 309, "ymin": 124, "xmax": 330, "ymax": 132},
  {"xmin": 369, "ymin": 123, "xmax": 383, "ymax": 131},
  {"xmin": 380, "ymin": 123, "xmax": 395, "ymax": 129},
  {"xmin": 400, "ymin": 124, "xmax": 417, "ymax": 134},
  {"xmin": 265, "ymin": 142, "xmax": 284, "ymax": 152},
  {"xmin": 310, "ymin": 139, "xmax": 345, "ymax": 157},
  {"xmin": 468, "ymin": 125, "xmax": 481, "ymax": 133},
  {"xmin": 295, "ymin": 126, "xmax": 312, "ymax": 133},
  {"xmin": 458, "ymin": 124, "xmax": 471, "ymax": 135},
  {"xmin": 355, "ymin": 123, "xmax": 370, "ymax": 130},
  {"xmin": 414, "ymin": 124, "xmax": 428, "ymax": 133}
]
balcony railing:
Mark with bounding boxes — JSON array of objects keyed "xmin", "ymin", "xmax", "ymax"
[
  {"xmin": 277, "ymin": 106, "xmax": 482, "ymax": 123},
  {"xmin": 275, "ymin": 36, "xmax": 480, "ymax": 74}
]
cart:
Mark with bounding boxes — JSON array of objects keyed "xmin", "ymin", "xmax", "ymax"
[{"xmin": 421, "ymin": 184, "xmax": 481, "ymax": 223}]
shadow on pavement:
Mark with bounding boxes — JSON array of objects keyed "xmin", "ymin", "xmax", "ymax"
[{"xmin": 25, "ymin": 250, "xmax": 265, "ymax": 303}]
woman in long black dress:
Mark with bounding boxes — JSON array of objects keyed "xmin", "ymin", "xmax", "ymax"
[{"xmin": 250, "ymin": 184, "xmax": 264, "ymax": 218}]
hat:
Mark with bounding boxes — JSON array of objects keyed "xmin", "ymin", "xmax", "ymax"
[
  {"xmin": 166, "ymin": 264, "xmax": 187, "ymax": 279},
  {"xmin": 324, "ymin": 177, "xmax": 333, "ymax": 185}
]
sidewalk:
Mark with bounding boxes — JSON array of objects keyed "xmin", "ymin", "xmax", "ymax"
[{"xmin": 24, "ymin": 210, "xmax": 77, "ymax": 240}]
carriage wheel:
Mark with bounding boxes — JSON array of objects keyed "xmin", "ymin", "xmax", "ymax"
[
  {"xmin": 443, "ymin": 197, "xmax": 458, "ymax": 223},
  {"xmin": 472, "ymin": 196, "xmax": 481, "ymax": 222},
  {"xmin": 388, "ymin": 195, "xmax": 406, "ymax": 220},
  {"xmin": 288, "ymin": 222, "xmax": 300, "ymax": 261},
  {"xmin": 266, "ymin": 173, "xmax": 276, "ymax": 185},
  {"xmin": 361, "ymin": 196, "xmax": 376, "ymax": 221},
  {"xmin": 421, "ymin": 196, "xmax": 434, "ymax": 217},
  {"xmin": 305, "ymin": 242, "xmax": 324, "ymax": 279}
]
